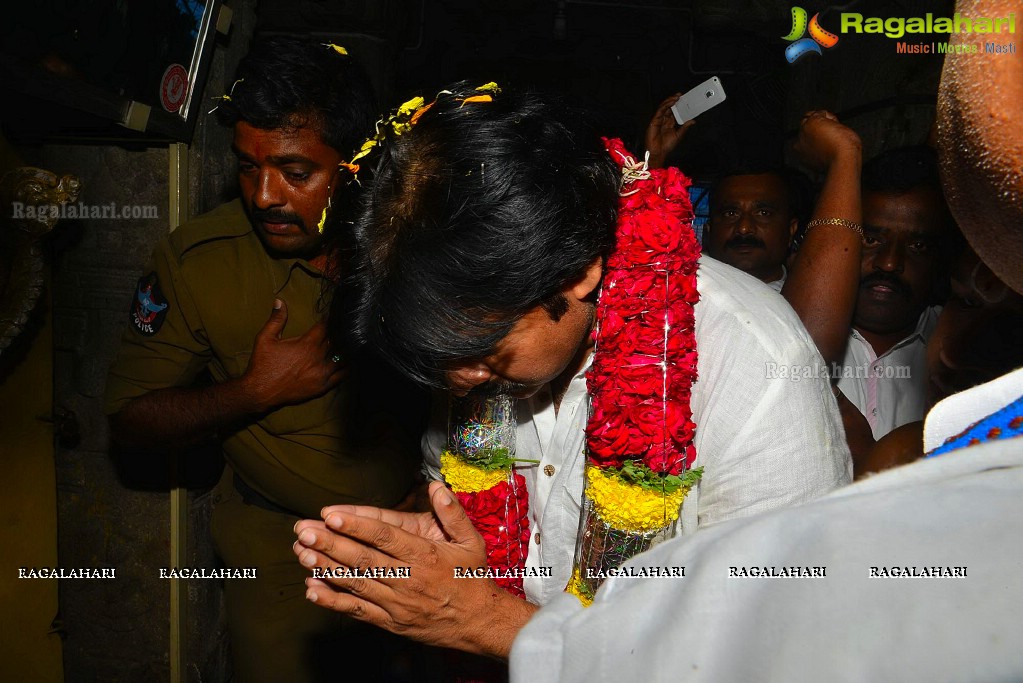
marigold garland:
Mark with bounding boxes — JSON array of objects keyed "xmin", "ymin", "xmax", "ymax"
[
  {"xmin": 584, "ymin": 466, "xmax": 690, "ymax": 532},
  {"xmin": 440, "ymin": 450, "xmax": 509, "ymax": 493}
]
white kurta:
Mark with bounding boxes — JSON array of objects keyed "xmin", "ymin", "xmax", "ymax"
[
  {"xmin": 424, "ymin": 256, "xmax": 851, "ymax": 605},
  {"xmin": 510, "ymin": 371, "xmax": 1023, "ymax": 683}
]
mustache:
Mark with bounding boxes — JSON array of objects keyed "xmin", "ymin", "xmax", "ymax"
[
  {"xmin": 724, "ymin": 234, "xmax": 766, "ymax": 249},
  {"xmin": 861, "ymin": 272, "xmax": 911, "ymax": 297},
  {"xmin": 250, "ymin": 208, "xmax": 306, "ymax": 230}
]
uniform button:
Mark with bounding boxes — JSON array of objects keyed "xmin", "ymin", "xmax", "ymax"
[
  {"xmin": 871, "ymin": 408, "xmax": 877, "ymax": 416},
  {"xmin": 543, "ymin": 464, "xmax": 555, "ymax": 477},
  {"xmin": 534, "ymin": 533, "xmax": 541, "ymax": 545}
]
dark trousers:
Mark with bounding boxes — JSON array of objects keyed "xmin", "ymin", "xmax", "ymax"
[{"xmin": 210, "ymin": 469, "xmax": 439, "ymax": 682}]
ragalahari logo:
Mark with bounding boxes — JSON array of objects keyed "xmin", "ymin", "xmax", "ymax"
[{"xmin": 783, "ymin": 7, "xmax": 840, "ymax": 62}]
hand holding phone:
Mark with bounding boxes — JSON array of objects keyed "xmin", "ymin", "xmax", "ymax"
[{"xmin": 671, "ymin": 77, "xmax": 727, "ymax": 126}]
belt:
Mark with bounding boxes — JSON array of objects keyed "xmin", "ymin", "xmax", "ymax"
[{"xmin": 233, "ymin": 473, "xmax": 302, "ymax": 518}]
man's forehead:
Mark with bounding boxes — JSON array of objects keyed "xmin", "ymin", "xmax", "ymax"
[
  {"xmin": 233, "ymin": 120, "xmax": 336, "ymax": 156},
  {"xmin": 716, "ymin": 173, "xmax": 788, "ymax": 199},
  {"xmin": 863, "ymin": 189, "xmax": 949, "ymax": 234}
]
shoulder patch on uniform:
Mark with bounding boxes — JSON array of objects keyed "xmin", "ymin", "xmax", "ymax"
[{"xmin": 130, "ymin": 272, "xmax": 170, "ymax": 336}]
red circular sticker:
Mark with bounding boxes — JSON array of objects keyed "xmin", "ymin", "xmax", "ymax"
[{"xmin": 160, "ymin": 64, "xmax": 189, "ymax": 113}]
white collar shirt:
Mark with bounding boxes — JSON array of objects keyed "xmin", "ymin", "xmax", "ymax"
[
  {"xmin": 423, "ymin": 256, "xmax": 851, "ymax": 606},
  {"xmin": 766, "ymin": 265, "xmax": 787, "ymax": 293},
  {"xmin": 837, "ymin": 306, "xmax": 940, "ymax": 441}
]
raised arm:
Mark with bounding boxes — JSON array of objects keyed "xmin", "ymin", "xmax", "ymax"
[
  {"xmin": 645, "ymin": 93, "xmax": 695, "ymax": 170},
  {"xmin": 781, "ymin": 111, "xmax": 864, "ymax": 368}
]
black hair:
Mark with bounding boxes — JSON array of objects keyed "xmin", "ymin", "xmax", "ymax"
[
  {"xmin": 215, "ymin": 36, "xmax": 375, "ymax": 153},
  {"xmin": 330, "ymin": 83, "xmax": 619, "ymax": 388},
  {"xmin": 862, "ymin": 145, "xmax": 943, "ymax": 195},
  {"xmin": 708, "ymin": 164, "xmax": 811, "ymax": 225}
]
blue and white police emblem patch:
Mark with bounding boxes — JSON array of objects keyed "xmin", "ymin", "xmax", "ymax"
[{"xmin": 130, "ymin": 272, "xmax": 169, "ymax": 336}]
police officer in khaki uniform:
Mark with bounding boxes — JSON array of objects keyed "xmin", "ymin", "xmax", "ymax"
[{"xmin": 105, "ymin": 37, "xmax": 422, "ymax": 682}]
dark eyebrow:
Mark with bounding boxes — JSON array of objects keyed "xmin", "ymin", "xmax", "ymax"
[
  {"xmin": 229, "ymin": 146, "xmax": 317, "ymax": 167},
  {"xmin": 267, "ymin": 154, "xmax": 317, "ymax": 166}
]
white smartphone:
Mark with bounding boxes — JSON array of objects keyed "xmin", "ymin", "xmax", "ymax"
[{"xmin": 670, "ymin": 76, "xmax": 727, "ymax": 126}]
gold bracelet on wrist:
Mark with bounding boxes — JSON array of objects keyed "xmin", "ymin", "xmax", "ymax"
[{"xmin": 806, "ymin": 217, "xmax": 863, "ymax": 238}]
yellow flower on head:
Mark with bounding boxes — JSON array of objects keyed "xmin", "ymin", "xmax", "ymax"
[
  {"xmin": 397, "ymin": 96, "xmax": 426, "ymax": 118},
  {"xmin": 316, "ymin": 206, "xmax": 328, "ymax": 234},
  {"xmin": 584, "ymin": 466, "xmax": 690, "ymax": 532},
  {"xmin": 475, "ymin": 82, "xmax": 501, "ymax": 94},
  {"xmin": 409, "ymin": 101, "xmax": 435, "ymax": 125},
  {"xmin": 440, "ymin": 451, "xmax": 509, "ymax": 493}
]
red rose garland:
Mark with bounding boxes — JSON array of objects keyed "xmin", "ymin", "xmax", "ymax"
[
  {"xmin": 444, "ymin": 138, "xmax": 702, "ymax": 605},
  {"xmin": 587, "ymin": 138, "xmax": 700, "ymax": 475},
  {"xmin": 452, "ymin": 476, "xmax": 530, "ymax": 597}
]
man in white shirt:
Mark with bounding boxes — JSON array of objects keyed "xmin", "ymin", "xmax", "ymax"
[
  {"xmin": 837, "ymin": 146, "xmax": 954, "ymax": 440},
  {"xmin": 420, "ymin": 255, "xmax": 848, "ymax": 605},
  {"xmin": 508, "ymin": 3, "xmax": 1023, "ymax": 676},
  {"xmin": 703, "ymin": 170, "xmax": 802, "ymax": 292},
  {"xmin": 293, "ymin": 85, "xmax": 849, "ymax": 656}
]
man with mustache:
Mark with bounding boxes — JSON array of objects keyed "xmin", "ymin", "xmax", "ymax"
[
  {"xmin": 104, "ymin": 38, "xmax": 423, "ymax": 682},
  {"xmin": 703, "ymin": 169, "xmax": 802, "ymax": 291},
  {"xmin": 836, "ymin": 146, "xmax": 953, "ymax": 441}
]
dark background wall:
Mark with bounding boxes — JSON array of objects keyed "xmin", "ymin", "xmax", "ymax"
[
  {"xmin": 6, "ymin": 2, "xmax": 259, "ymax": 679},
  {"xmin": 1, "ymin": 0, "xmax": 956, "ymax": 680}
]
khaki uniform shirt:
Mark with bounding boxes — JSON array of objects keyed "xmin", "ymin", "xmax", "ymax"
[{"xmin": 106, "ymin": 199, "xmax": 416, "ymax": 517}]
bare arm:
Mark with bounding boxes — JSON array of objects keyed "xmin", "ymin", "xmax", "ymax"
[
  {"xmin": 857, "ymin": 420, "xmax": 923, "ymax": 479},
  {"xmin": 109, "ymin": 299, "xmax": 344, "ymax": 450},
  {"xmin": 781, "ymin": 111, "xmax": 863, "ymax": 368},
  {"xmin": 645, "ymin": 93, "xmax": 695, "ymax": 170}
]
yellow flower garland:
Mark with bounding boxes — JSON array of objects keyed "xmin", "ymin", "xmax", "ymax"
[
  {"xmin": 440, "ymin": 450, "xmax": 508, "ymax": 493},
  {"xmin": 585, "ymin": 466, "xmax": 690, "ymax": 532},
  {"xmin": 565, "ymin": 568, "xmax": 594, "ymax": 607}
]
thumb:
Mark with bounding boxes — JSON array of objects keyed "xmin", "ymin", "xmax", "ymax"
[
  {"xmin": 428, "ymin": 481, "xmax": 483, "ymax": 550},
  {"xmin": 259, "ymin": 298, "xmax": 288, "ymax": 340}
]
